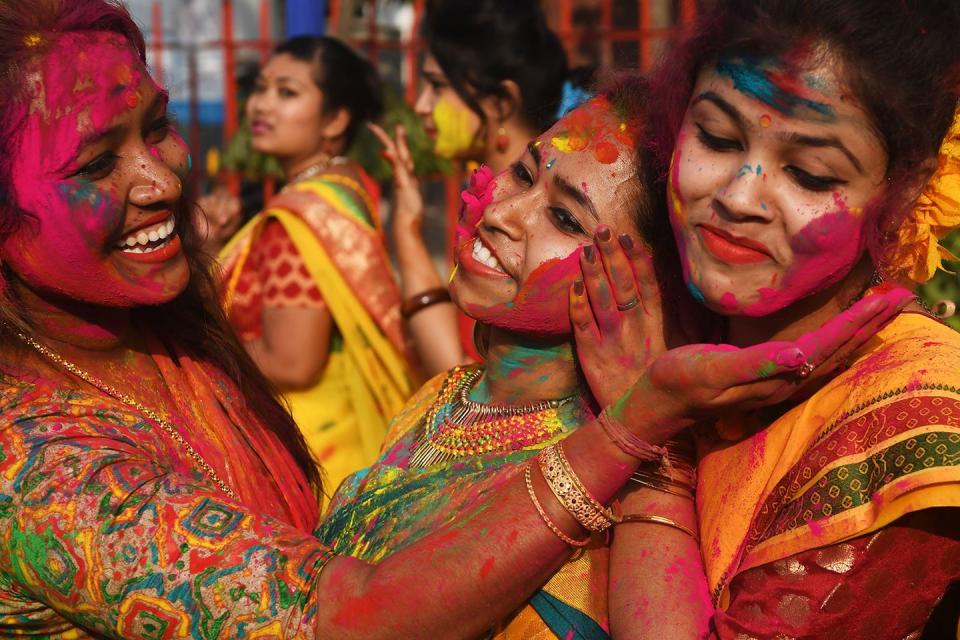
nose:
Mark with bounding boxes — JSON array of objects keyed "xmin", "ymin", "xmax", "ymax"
[
  {"xmin": 414, "ymin": 86, "xmax": 433, "ymax": 120},
  {"xmin": 480, "ymin": 184, "xmax": 540, "ymax": 242},
  {"xmin": 713, "ymin": 161, "xmax": 774, "ymax": 222},
  {"xmin": 129, "ymin": 149, "xmax": 182, "ymax": 208}
]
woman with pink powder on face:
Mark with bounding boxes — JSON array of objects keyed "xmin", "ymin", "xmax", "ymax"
[
  {"xmin": 574, "ymin": 0, "xmax": 960, "ymax": 636},
  {"xmin": 0, "ymin": 1, "xmax": 912, "ymax": 638}
]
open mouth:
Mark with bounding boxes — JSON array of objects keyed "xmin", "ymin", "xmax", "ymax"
[
  {"xmin": 115, "ymin": 215, "xmax": 176, "ymax": 254},
  {"xmin": 471, "ymin": 237, "xmax": 506, "ymax": 273}
]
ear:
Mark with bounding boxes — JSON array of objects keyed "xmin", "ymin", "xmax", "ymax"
[
  {"xmin": 901, "ymin": 155, "xmax": 939, "ymax": 205},
  {"xmin": 482, "ymin": 79, "xmax": 523, "ymax": 125},
  {"xmin": 320, "ymin": 107, "xmax": 351, "ymax": 140}
]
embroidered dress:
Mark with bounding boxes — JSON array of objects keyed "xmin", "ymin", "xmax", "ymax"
[
  {"xmin": 0, "ymin": 339, "xmax": 332, "ymax": 638},
  {"xmin": 317, "ymin": 367, "xmax": 612, "ymax": 640},
  {"xmin": 220, "ymin": 169, "xmax": 419, "ymax": 493},
  {"xmin": 697, "ymin": 312, "xmax": 960, "ymax": 636}
]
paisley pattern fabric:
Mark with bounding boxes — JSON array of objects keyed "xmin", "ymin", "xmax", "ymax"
[{"xmin": 0, "ymin": 349, "xmax": 333, "ymax": 638}]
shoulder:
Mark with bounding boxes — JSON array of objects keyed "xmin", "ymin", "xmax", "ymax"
[{"xmin": 381, "ymin": 368, "xmax": 459, "ymax": 447}]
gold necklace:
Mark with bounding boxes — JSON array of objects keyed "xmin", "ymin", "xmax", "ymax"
[
  {"xmin": 287, "ymin": 155, "xmax": 348, "ymax": 184},
  {"xmin": 409, "ymin": 367, "xmax": 579, "ymax": 468},
  {"xmin": 15, "ymin": 331, "xmax": 239, "ymax": 501}
]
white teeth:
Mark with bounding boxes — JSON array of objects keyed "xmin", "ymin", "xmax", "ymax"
[
  {"xmin": 116, "ymin": 216, "xmax": 176, "ymax": 251},
  {"xmin": 472, "ymin": 238, "xmax": 505, "ymax": 273}
]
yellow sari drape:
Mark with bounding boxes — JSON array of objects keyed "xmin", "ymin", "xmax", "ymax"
[
  {"xmin": 220, "ymin": 176, "xmax": 418, "ymax": 494},
  {"xmin": 697, "ymin": 312, "xmax": 960, "ymax": 609}
]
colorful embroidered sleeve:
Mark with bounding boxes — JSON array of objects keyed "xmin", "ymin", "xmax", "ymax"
[
  {"xmin": 711, "ymin": 510, "xmax": 960, "ymax": 638},
  {"xmin": 0, "ymin": 382, "xmax": 332, "ymax": 639}
]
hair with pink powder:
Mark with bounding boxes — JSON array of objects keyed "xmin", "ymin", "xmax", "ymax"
[
  {"xmin": 648, "ymin": 0, "xmax": 960, "ymax": 277},
  {"xmin": 0, "ymin": 0, "xmax": 321, "ymax": 494}
]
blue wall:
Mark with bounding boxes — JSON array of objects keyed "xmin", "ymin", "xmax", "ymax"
[{"xmin": 285, "ymin": 0, "xmax": 327, "ymax": 38}]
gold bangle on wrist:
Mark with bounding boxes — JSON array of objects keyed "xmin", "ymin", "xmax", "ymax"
[
  {"xmin": 555, "ymin": 442, "xmax": 621, "ymax": 524},
  {"xmin": 618, "ymin": 513, "xmax": 699, "ymax": 543},
  {"xmin": 538, "ymin": 444, "xmax": 614, "ymax": 532},
  {"xmin": 401, "ymin": 287, "xmax": 452, "ymax": 318},
  {"xmin": 525, "ymin": 463, "xmax": 591, "ymax": 547}
]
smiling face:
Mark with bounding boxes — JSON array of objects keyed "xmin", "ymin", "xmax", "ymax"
[
  {"xmin": 247, "ymin": 53, "xmax": 329, "ymax": 160},
  {"xmin": 449, "ymin": 97, "xmax": 641, "ymax": 335},
  {"xmin": 414, "ymin": 55, "xmax": 484, "ymax": 160},
  {"xmin": 668, "ymin": 51, "xmax": 889, "ymax": 317},
  {"xmin": 1, "ymin": 31, "xmax": 190, "ymax": 308}
]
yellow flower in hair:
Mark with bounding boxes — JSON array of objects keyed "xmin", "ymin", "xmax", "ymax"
[
  {"xmin": 887, "ymin": 106, "xmax": 960, "ymax": 283},
  {"xmin": 23, "ymin": 33, "xmax": 43, "ymax": 48}
]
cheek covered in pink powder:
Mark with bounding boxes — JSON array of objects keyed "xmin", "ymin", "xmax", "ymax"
[
  {"xmin": 744, "ymin": 195, "xmax": 865, "ymax": 317},
  {"xmin": 463, "ymin": 248, "xmax": 584, "ymax": 336}
]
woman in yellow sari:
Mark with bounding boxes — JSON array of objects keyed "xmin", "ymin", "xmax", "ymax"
[
  {"xmin": 219, "ymin": 36, "xmax": 418, "ymax": 491},
  {"xmin": 594, "ymin": 0, "xmax": 960, "ymax": 635}
]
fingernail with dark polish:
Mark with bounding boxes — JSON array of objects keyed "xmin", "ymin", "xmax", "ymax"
[
  {"xmin": 573, "ymin": 280, "xmax": 584, "ymax": 295},
  {"xmin": 618, "ymin": 233, "xmax": 634, "ymax": 250},
  {"xmin": 583, "ymin": 245, "xmax": 596, "ymax": 263},
  {"xmin": 597, "ymin": 226, "xmax": 611, "ymax": 242}
]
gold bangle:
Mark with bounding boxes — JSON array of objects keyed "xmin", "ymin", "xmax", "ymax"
[
  {"xmin": 555, "ymin": 442, "xmax": 621, "ymax": 523},
  {"xmin": 628, "ymin": 473, "xmax": 695, "ymax": 500},
  {"xmin": 618, "ymin": 513, "xmax": 699, "ymax": 543},
  {"xmin": 538, "ymin": 445, "xmax": 613, "ymax": 532},
  {"xmin": 524, "ymin": 463, "xmax": 591, "ymax": 547}
]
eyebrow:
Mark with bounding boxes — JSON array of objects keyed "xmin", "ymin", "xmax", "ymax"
[
  {"xmin": 692, "ymin": 90, "xmax": 864, "ymax": 175},
  {"xmin": 525, "ymin": 141, "xmax": 598, "ymax": 220}
]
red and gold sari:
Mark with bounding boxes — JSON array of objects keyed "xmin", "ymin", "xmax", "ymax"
[{"xmin": 698, "ymin": 312, "xmax": 960, "ymax": 636}]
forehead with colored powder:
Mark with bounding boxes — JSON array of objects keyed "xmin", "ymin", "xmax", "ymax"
[
  {"xmin": 549, "ymin": 96, "xmax": 640, "ymax": 165},
  {"xmin": 16, "ymin": 31, "xmax": 147, "ymax": 188}
]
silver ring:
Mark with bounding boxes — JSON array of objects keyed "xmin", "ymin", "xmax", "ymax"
[
  {"xmin": 797, "ymin": 362, "xmax": 816, "ymax": 379},
  {"xmin": 616, "ymin": 297, "xmax": 641, "ymax": 311}
]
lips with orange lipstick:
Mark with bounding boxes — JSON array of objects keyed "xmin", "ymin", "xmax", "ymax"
[{"xmin": 698, "ymin": 224, "xmax": 772, "ymax": 264}]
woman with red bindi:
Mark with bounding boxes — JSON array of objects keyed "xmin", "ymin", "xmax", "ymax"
[{"xmin": 576, "ymin": 0, "xmax": 960, "ymax": 636}]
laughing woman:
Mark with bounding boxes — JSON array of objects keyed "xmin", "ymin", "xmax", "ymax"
[
  {"xmin": 598, "ymin": 0, "xmax": 960, "ymax": 636},
  {"xmin": 218, "ymin": 36, "xmax": 419, "ymax": 491}
]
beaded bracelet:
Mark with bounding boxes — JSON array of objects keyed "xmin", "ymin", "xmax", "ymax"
[
  {"xmin": 401, "ymin": 287, "xmax": 452, "ymax": 318},
  {"xmin": 597, "ymin": 409, "xmax": 668, "ymax": 462},
  {"xmin": 524, "ymin": 463, "xmax": 591, "ymax": 547},
  {"xmin": 538, "ymin": 444, "xmax": 613, "ymax": 532},
  {"xmin": 618, "ymin": 513, "xmax": 699, "ymax": 543}
]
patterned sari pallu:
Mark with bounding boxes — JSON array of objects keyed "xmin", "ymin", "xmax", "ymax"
[{"xmin": 697, "ymin": 312, "xmax": 960, "ymax": 609}]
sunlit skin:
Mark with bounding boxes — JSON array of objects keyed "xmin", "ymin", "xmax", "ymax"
[
  {"xmin": 449, "ymin": 98, "xmax": 639, "ymax": 403},
  {"xmin": 247, "ymin": 53, "xmax": 347, "ymax": 177},
  {"xmin": 414, "ymin": 54, "xmax": 484, "ymax": 160},
  {"xmin": 2, "ymin": 32, "xmax": 190, "ymax": 319},
  {"xmin": 668, "ymin": 52, "xmax": 889, "ymax": 342}
]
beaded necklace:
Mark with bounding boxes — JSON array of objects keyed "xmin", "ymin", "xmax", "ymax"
[{"xmin": 409, "ymin": 366, "xmax": 581, "ymax": 468}]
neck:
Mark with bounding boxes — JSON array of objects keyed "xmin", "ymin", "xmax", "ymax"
[
  {"xmin": 483, "ymin": 121, "xmax": 536, "ymax": 173},
  {"xmin": 11, "ymin": 278, "xmax": 134, "ymax": 354},
  {"xmin": 473, "ymin": 326, "xmax": 584, "ymax": 404},
  {"xmin": 281, "ymin": 147, "xmax": 341, "ymax": 182},
  {"xmin": 727, "ymin": 260, "xmax": 874, "ymax": 347}
]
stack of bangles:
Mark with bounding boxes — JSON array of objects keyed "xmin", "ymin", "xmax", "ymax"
[
  {"xmin": 525, "ymin": 410, "xmax": 699, "ymax": 547},
  {"xmin": 401, "ymin": 287, "xmax": 451, "ymax": 319}
]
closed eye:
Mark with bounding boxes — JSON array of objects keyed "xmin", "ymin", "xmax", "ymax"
[
  {"xmin": 510, "ymin": 160, "xmax": 534, "ymax": 187},
  {"xmin": 71, "ymin": 151, "xmax": 118, "ymax": 180},
  {"xmin": 784, "ymin": 166, "xmax": 846, "ymax": 192},
  {"xmin": 695, "ymin": 124, "xmax": 742, "ymax": 152},
  {"xmin": 548, "ymin": 207, "xmax": 585, "ymax": 235}
]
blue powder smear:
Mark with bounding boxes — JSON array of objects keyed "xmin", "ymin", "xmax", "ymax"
[
  {"xmin": 687, "ymin": 280, "xmax": 706, "ymax": 303},
  {"xmin": 716, "ymin": 54, "xmax": 835, "ymax": 121}
]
